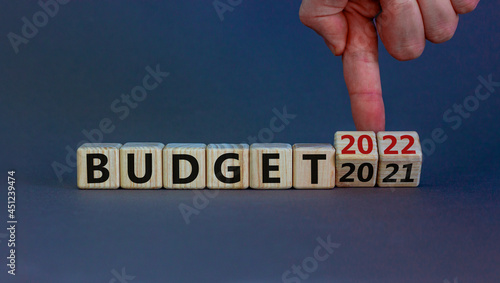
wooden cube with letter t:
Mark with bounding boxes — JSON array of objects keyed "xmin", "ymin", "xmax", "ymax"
[
  {"xmin": 120, "ymin": 142, "xmax": 164, "ymax": 189},
  {"xmin": 163, "ymin": 143, "xmax": 206, "ymax": 189},
  {"xmin": 250, "ymin": 143, "xmax": 292, "ymax": 189},
  {"xmin": 334, "ymin": 131, "xmax": 378, "ymax": 187},
  {"xmin": 77, "ymin": 143, "xmax": 122, "ymax": 189},
  {"xmin": 206, "ymin": 144, "xmax": 249, "ymax": 189},
  {"xmin": 376, "ymin": 131, "xmax": 423, "ymax": 187},
  {"xmin": 293, "ymin": 144, "xmax": 335, "ymax": 189}
]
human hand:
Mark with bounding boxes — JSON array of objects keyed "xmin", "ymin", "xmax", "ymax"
[{"xmin": 299, "ymin": 0, "xmax": 479, "ymax": 131}]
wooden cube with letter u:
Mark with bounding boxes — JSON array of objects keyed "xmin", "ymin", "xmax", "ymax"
[
  {"xmin": 376, "ymin": 131, "xmax": 422, "ymax": 187},
  {"xmin": 120, "ymin": 142, "xmax": 164, "ymax": 189},
  {"xmin": 334, "ymin": 131, "xmax": 378, "ymax": 187}
]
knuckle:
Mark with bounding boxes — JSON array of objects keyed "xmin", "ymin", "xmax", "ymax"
[
  {"xmin": 345, "ymin": 50, "xmax": 378, "ymax": 64},
  {"xmin": 299, "ymin": 7, "xmax": 313, "ymax": 26},
  {"xmin": 299, "ymin": 7, "xmax": 321, "ymax": 28},
  {"xmin": 454, "ymin": 0, "xmax": 479, "ymax": 14},
  {"xmin": 426, "ymin": 21, "xmax": 458, "ymax": 43},
  {"xmin": 386, "ymin": 0, "xmax": 416, "ymax": 14},
  {"xmin": 390, "ymin": 41, "xmax": 425, "ymax": 61}
]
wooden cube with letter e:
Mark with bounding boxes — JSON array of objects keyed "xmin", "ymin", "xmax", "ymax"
[
  {"xmin": 334, "ymin": 131, "xmax": 378, "ymax": 187},
  {"xmin": 250, "ymin": 143, "xmax": 292, "ymax": 189},
  {"xmin": 376, "ymin": 131, "xmax": 422, "ymax": 187}
]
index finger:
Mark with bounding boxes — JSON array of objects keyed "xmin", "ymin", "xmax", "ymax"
[{"xmin": 342, "ymin": 12, "xmax": 385, "ymax": 132}]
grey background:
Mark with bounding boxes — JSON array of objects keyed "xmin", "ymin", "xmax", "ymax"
[{"xmin": 0, "ymin": 0, "xmax": 499, "ymax": 282}]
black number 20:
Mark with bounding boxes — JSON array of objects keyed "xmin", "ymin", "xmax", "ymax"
[{"xmin": 339, "ymin": 163, "xmax": 374, "ymax": 182}]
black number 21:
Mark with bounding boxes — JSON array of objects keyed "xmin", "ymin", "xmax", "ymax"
[{"xmin": 382, "ymin": 163, "xmax": 414, "ymax": 183}]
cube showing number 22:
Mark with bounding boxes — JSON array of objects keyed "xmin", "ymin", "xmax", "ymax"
[{"xmin": 376, "ymin": 131, "xmax": 422, "ymax": 187}]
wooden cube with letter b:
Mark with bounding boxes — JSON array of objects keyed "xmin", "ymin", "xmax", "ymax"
[
  {"xmin": 293, "ymin": 144, "xmax": 335, "ymax": 189},
  {"xmin": 120, "ymin": 142, "xmax": 164, "ymax": 189},
  {"xmin": 163, "ymin": 143, "xmax": 206, "ymax": 189},
  {"xmin": 77, "ymin": 143, "xmax": 122, "ymax": 189},
  {"xmin": 334, "ymin": 131, "xmax": 378, "ymax": 187},
  {"xmin": 376, "ymin": 131, "xmax": 422, "ymax": 187},
  {"xmin": 250, "ymin": 143, "xmax": 292, "ymax": 189},
  {"xmin": 207, "ymin": 144, "xmax": 249, "ymax": 189}
]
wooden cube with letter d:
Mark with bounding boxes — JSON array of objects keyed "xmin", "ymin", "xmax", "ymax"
[{"xmin": 163, "ymin": 143, "xmax": 206, "ymax": 189}]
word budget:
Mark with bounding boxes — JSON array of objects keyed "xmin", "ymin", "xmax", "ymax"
[{"xmin": 77, "ymin": 131, "xmax": 422, "ymax": 189}]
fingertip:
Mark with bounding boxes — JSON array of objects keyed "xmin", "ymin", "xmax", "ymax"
[{"xmin": 350, "ymin": 92, "xmax": 386, "ymax": 132}]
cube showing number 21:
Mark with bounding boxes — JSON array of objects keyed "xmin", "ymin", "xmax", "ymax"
[{"xmin": 376, "ymin": 131, "xmax": 422, "ymax": 187}]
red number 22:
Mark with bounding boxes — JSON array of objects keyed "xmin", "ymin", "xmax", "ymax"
[{"xmin": 383, "ymin": 135, "xmax": 416, "ymax": 154}]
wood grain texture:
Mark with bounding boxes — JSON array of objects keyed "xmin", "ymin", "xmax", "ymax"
[
  {"xmin": 334, "ymin": 131, "xmax": 378, "ymax": 187},
  {"xmin": 77, "ymin": 143, "xmax": 122, "ymax": 189},
  {"xmin": 293, "ymin": 143, "xmax": 335, "ymax": 189},
  {"xmin": 376, "ymin": 131, "xmax": 422, "ymax": 187},
  {"xmin": 250, "ymin": 143, "xmax": 292, "ymax": 189},
  {"xmin": 120, "ymin": 142, "xmax": 164, "ymax": 189},
  {"xmin": 163, "ymin": 143, "xmax": 206, "ymax": 189},
  {"xmin": 206, "ymin": 144, "xmax": 249, "ymax": 189}
]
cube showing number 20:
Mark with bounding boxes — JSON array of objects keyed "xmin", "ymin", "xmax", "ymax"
[
  {"xmin": 334, "ymin": 131, "xmax": 378, "ymax": 187},
  {"xmin": 376, "ymin": 131, "xmax": 422, "ymax": 187}
]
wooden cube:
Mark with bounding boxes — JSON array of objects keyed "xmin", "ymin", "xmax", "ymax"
[
  {"xmin": 206, "ymin": 144, "xmax": 249, "ymax": 189},
  {"xmin": 376, "ymin": 131, "xmax": 423, "ymax": 187},
  {"xmin": 250, "ymin": 143, "xmax": 292, "ymax": 189},
  {"xmin": 334, "ymin": 131, "xmax": 378, "ymax": 187},
  {"xmin": 77, "ymin": 143, "xmax": 122, "ymax": 189},
  {"xmin": 293, "ymin": 144, "xmax": 335, "ymax": 189},
  {"xmin": 120, "ymin": 142, "xmax": 164, "ymax": 189},
  {"xmin": 163, "ymin": 143, "xmax": 206, "ymax": 189}
]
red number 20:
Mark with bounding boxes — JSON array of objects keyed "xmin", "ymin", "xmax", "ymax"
[{"xmin": 341, "ymin": 135, "xmax": 373, "ymax": 154}]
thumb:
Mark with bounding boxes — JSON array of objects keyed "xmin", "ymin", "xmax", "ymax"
[{"xmin": 299, "ymin": 0, "xmax": 348, "ymax": 55}]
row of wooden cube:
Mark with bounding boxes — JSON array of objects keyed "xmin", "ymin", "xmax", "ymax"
[{"xmin": 77, "ymin": 131, "xmax": 422, "ymax": 189}]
